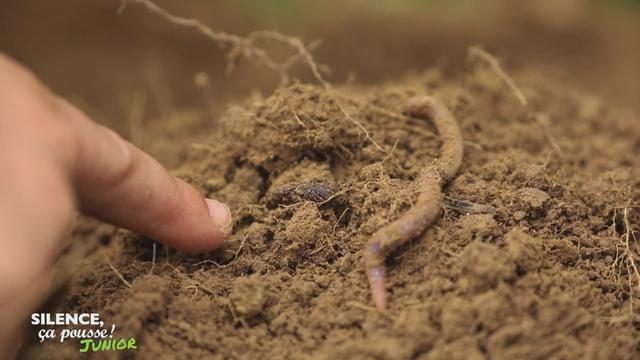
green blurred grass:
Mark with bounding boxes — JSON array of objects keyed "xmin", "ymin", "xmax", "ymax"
[{"xmin": 218, "ymin": 0, "xmax": 639, "ymax": 29}]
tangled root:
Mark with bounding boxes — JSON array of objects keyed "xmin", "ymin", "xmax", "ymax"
[
  {"xmin": 366, "ymin": 95, "xmax": 463, "ymax": 310},
  {"xmin": 123, "ymin": 0, "xmax": 327, "ymax": 86}
]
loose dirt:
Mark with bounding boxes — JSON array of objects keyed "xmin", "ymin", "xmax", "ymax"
[{"xmin": 23, "ymin": 61, "xmax": 640, "ymax": 359}]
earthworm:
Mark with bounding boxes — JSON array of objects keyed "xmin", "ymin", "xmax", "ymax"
[{"xmin": 366, "ymin": 95, "xmax": 463, "ymax": 310}]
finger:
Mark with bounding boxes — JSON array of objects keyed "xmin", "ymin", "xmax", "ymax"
[
  {"xmin": 0, "ymin": 52, "xmax": 231, "ymax": 254},
  {"xmin": 0, "ymin": 53, "xmax": 228, "ymax": 353},
  {"xmin": 55, "ymin": 99, "xmax": 231, "ymax": 253}
]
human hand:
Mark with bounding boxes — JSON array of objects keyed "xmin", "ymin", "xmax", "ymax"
[{"xmin": 0, "ymin": 53, "xmax": 231, "ymax": 354}]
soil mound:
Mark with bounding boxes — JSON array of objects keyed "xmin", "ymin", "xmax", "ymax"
[{"xmin": 26, "ymin": 64, "xmax": 640, "ymax": 359}]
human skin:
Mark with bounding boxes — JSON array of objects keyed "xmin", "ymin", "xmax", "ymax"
[{"xmin": 0, "ymin": 53, "xmax": 231, "ymax": 355}]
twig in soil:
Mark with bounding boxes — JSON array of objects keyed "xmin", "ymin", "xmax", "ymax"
[
  {"xmin": 337, "ymin": 143, "xmax": 354, "ymax": 160},
  {"xmin": 470, "ymin": 47, "xmax": 565, "ymax": 158},
  {"xmin": 194, "ymin": 259, "xmax": 225, "ymax": 269},
  {"xmin": 310, "ymin": 238, "xmax": 337, "ymax": 256},
  {"xmin": 150, "ymin": 242, "xmax": 157, "ymax": 273},
  {"xmin": 194, "ymin": 234, "xmax": 248, "ymax": 270},
  {"xmin": 382, "ymin": 139, "xmax": 400, "ymax": 163},
  {"xmin": 333, "ymin": 208, "xmax": 350, "ymax": 235},
  {"xmin": 196, "ymin": 283, "xmax": 216, "ymax": 297},
  {"xmin": 365, "ymin": 95, "xmax": 463, "ymax": 310},
  {"xmin": 101, "ymin": 252, "xmax": 131, "ymax": 288},
  {"xmin": 164, "ymin": 244, "xmax": 171, "ymax": 266},
  {"xmin": 315, "ymin": 184, "xmax": 357, "ymax": 206},
  {"xmin": 543, "ymin": 149, "xmax": 557, "ymax": 169},
  {"xmin": 226, "ymin": 298, "xmax": 249, "ymax": 329},
  {"xmin": 336, "ymin": 100, "xmax": 386, "ymax": 151},
  {"xmin": 326, "ymin": 93, "xmax": 388, "ymax": 152},
  {"xmin": 532, "ymin": 113, "xmax": 565, "ymax": 158},
  {"xmin": 468, "ymin": 46, "xmax": 528, "ymax": 107},
  {"xmin": 122, "ymin": 0, "xmax": 327, "ymax": 86},
  {"xmin": 287, "ymin": 103, "xmax": 306, "ymax": 128}
]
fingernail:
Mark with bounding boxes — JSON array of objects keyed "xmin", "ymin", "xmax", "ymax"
[{"xmin": 205, "ymin": 199, "xmax": 232, "ymax": 238}]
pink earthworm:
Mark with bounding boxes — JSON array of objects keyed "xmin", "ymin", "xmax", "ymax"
[{"xmin": 366, "ymin": 95, "xmax": 463, "ymax": 310}]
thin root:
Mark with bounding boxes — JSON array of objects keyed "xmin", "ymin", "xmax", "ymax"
[
  {"xmin": 226, "ymin": 298, "xmax": 249, "ymax": 329},
  {"xmin": 150, "ymin": 242, "xmax": 157, "ymax": 273},
  {"xmin": 194, "ymin": 234, "xmax": 248, "ymax": 270},
  {"xmin": 607, "ymin": 204, "xmax": 640, "ymax": 313},
  {"xmin": 333, "ymin": 208, "xmax": 350, "ymax": 235},
  {"xmin": 622, "ymin": 207, "xmax": 640, "ymax": 311},
  {"xmin": 128, "ymin": 0, "xmax": 389, "ymax": 152},
  {"xmin": 124, "ymin": 0, "xmax": 327, "ymax": 86},
  {"xmin": 102, "ymin": 252, "xmax": 131, "ymax": 288},
  {"xmin": 468, "ymin": 46, "xmax": 528, "ymax": 107},
  {"xmin": 335, "ymin": 98, "xmax": 385, "ymax": 151}
]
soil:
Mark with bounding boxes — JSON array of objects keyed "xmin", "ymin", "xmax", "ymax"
[{"xmin": 22, "ymin": 61, "xmax": 640, "ymax": 359}]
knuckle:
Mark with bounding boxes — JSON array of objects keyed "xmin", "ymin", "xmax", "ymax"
[{"xmin": 99, "ymin": 127, "xmax": 137, "ymax": 190}]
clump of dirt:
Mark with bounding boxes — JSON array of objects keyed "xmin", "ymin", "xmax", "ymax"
[{"xmin": 25, "ymin": 63, "xmax": 640, "ymax": 359}]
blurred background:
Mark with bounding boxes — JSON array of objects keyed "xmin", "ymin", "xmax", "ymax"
[{"xmin": 1, "ymin": 0, "xmax": 639, "ymax": 137}]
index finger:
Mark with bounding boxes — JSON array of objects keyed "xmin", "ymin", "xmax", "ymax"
[
  {"xmin": 0, "ymin": 53, "xmax": 231, "ymax": 253},
  {"xmin": 59, "ymin": 98, "xmax": 232, "ymax": 252}
]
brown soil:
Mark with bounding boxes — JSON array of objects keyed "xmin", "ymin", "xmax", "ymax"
[{"xmin": 23, "ymin": 62, "xmax": 640, "ymax": 359}]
